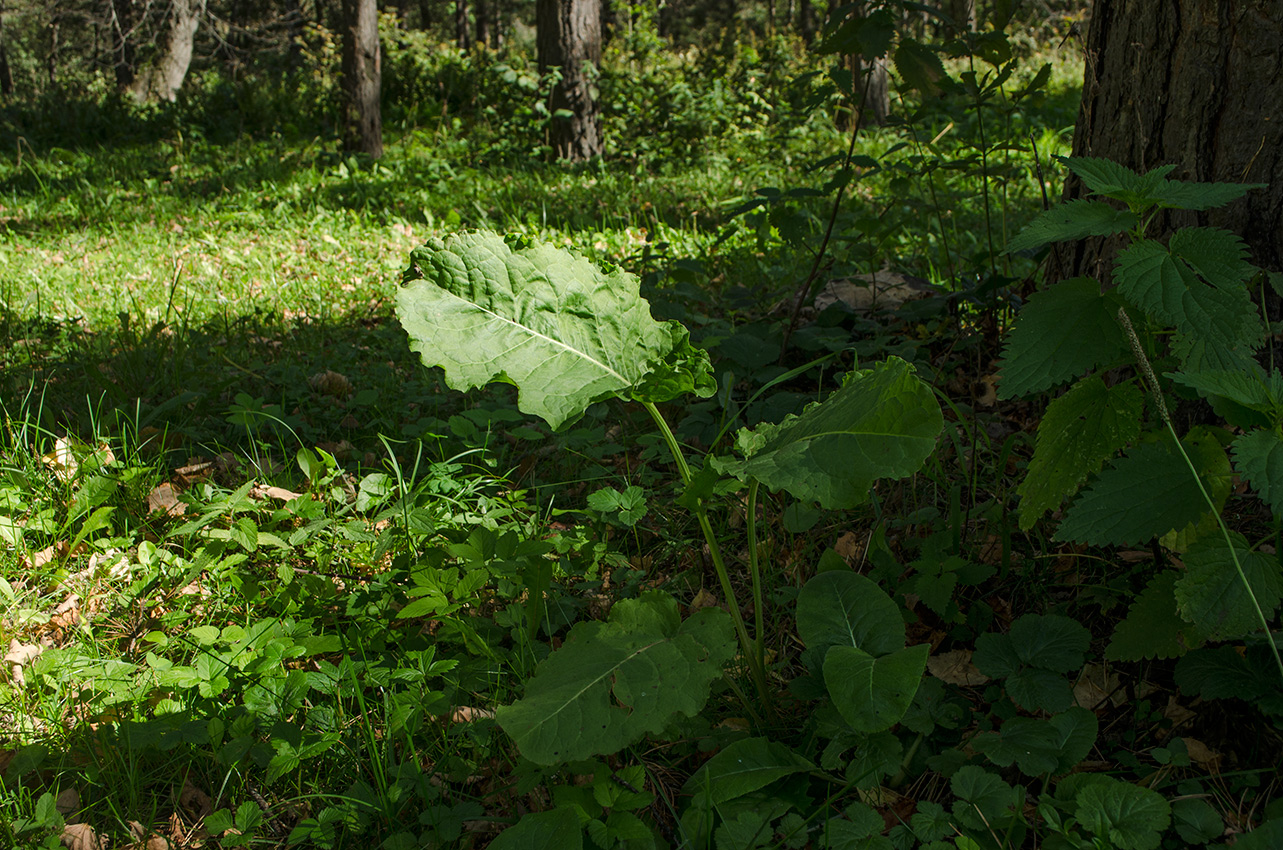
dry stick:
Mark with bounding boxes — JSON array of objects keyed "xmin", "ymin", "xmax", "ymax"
[{"xmin": 778, "ymin": 58, "xmax": 873, "ymax": 361}]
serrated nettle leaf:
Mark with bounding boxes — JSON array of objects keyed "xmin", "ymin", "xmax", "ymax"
[
  {"xmin": 1107, "ymin": 571, "xmax": 1205, "ymax": 662},
  {"xmin": 1115, "ymin": 239, "xmax": 1264, "ymax": 353},
  {"xmin": 893, "ymin": 37, "xmax": 950, "ymax": 95},
  {"xmin": 1168, "ymin": 366, "xmax": 1277, "ymax": 413},
  {"xmin": 397, "ymin": 231, "xmax": 712, "ymax": 430},
  {"xmin": 1172, "ymin": 329, "xmax": 1260, "ymax": 374},
  {"xmin": 1005, "ymin": 200, "xmax": 1138, "ymax": 255},
  {"xmin": 997, "ymin": 278, "xmax": 1130, "ymax": 399},
  {"xmin": 715, "ymin": 358, "xmax": 942, "ymax": 509},
  {"xmin": 1168, "ymin": 227, "xmax": 1256, "ymax": 289},
  {"xmin": 495, "ymin": 592, "xmax": 735, "ymax": 765},
  {"xmin": 1017, "ymin": 376, "xmax": 1143, "ymax": 529},
  {"xmin": 824, "ymin": 644, "xmax": 929, "ymax": 733},
  {"xmin": 1174, "ymin": 532, "xmax": 1282, "ymax": 641},
  {"xmin": 681, "ymin": 737, "xmax": 814, "ymax": 805},
  {"xmin": 1174, "ymin": 645, "xmax": 1271, "ymax": 702},
  {"xmin": 796, "ymin": 570, "xmax": 906, "ymax": 658},
  {"xmin": 1148, "ymin": 179, "xmax": 1266, "ymax": 211},
  {"xmin": 1234, "ymin": 429, "xmax": 1283, "ymax": 518},
  {"xmin": 1055, "ymin": 437, "xmax": 1213, "ymax": 546},
  {"xmin": 1061, "ymin": 157, "xmax": 1166, "ymax": 203}
]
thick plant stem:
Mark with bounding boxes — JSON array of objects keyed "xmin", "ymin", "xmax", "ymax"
[
  {"xmin": 642, "ymin": 402, "xmax": 774, "ymax": 709},
  {"xmin": 1119, "ymin": 309, "xmax": 1283, "ymax": 686},
  {"xmin": 745, "ymin": 480, "xmax": 766, "ymax": 665}
]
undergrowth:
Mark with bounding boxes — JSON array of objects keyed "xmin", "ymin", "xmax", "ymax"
[{"xmin": 5, "ymin": 5, "xmax": 1281, "ymax": 850}]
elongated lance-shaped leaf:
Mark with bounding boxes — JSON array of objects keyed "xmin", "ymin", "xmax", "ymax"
[
  {"xmin": 1174, "ymin": 532, "xmax": 1282, "ymax": 641},
  {"xmin": 398, "ymin": 231, "xmax": 713, "ymax": 430},
  {"xmin": 495, "ymin": 592, "xmax": 735, "ymax": 765},
  {"xmin": 714, "ymin": 357, "xmax": 942, "ymax": 509},
  {"xmin": 1006, "ymin": 200, "xmax": 1138, "ymax": 255},
  {"xmin": 1017, "ymin": 376, "xmax": 1143, "ymax": 529}
]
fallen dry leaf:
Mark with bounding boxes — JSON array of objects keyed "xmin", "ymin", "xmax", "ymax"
[
  {"xmin": 927, "ymin": 649, "xmax": 990, "ymax": 686},
  {"xmin": 451, "ymin": 706, "xmax": 496, "ymax": 723},
  {"xmin": 5, "ymin": 639, "xmax": 44, "ymax": 686},
  {"xmin": 61, "ymin": 822, "xmax": 102, "ymax": 850},
  {"xmin": 56, "ymin": 787, "xmax": 81, "ymax": 821},
  {"xmin": 43, "ymin": 437, "xmax": 79, "ymax": 481},
  {"xmin": 19, "ymin": 542, "xmax": 64, "ymax": 570},
  {"xmin": 1074, "ymin": 662, "xmax": 1123, "ymax": 710},
  {"xmin": 1182, "ymin": 737, "xmax": 1221, "ymax": 768},
  {"xmin": 252, "ymin": 484, "xmax": 303, "ymax": 502},
  {"xmin": 689, "ymin": 588, "xmax": 719, "ymax": 610},
  {"xmin": 834, "ymin": 531, "xmax": 861, "ymax": 562},
  {"xmin": 179, "ymin": 778, "xmax": 213, "ymax": 819},
  {"xmin": 309, "ymin": 370, "xmax": 353, "ymax": 398},
  {"xmin": 147, "ymin": 483, "xmax": 186, "ymax": 516}
]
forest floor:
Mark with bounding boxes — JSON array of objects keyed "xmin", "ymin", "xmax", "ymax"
[{"xmin": 3, "ymin": 43, "xmax": 1278, "ymax": 850}]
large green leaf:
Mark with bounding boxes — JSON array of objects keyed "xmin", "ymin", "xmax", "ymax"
[
  {"xmin": 1168, "ymin": 227, "xmax": 1256, "ymax": 289},
  {"xmin": 974, "ymin": 614, "xmax": 1089, "ymax": 713},
  {"xmin": 1074, "ymin": 778, "xmax": 1170, "ymax": 850},
  {"xmin": 487, "ymin": 808, "xmax": 583, "ymax": 850},
  {"xmin": 397, "ymin": 232, "xmax": 713, "ymax": 430},
  {"xmin": 715, "ymin": 358, "xmax": 941, "ymax": 509},
  {"xmin": 1054, "ymin": 438, "xmax": 1210, "ymax": 546},
  {"xmin": 681, "ymin": 737, "xmax": 814, "ymax": 804},
  {"xmin": 997, "ymin": 278, "xmax": 1130, "ymax": 399},
  {"xmin": 1005, "ymin": 200, "xmax": 1138, "ymax": 255},
  {"xmin": 824, "ymin": 644, "xmax": 929, "ymax": 733},
  {"xmin": 1106, "ymin": 571, "xmax": 1204, "ymax": 661},
  {"xmin": 1017, "ymin": 376, "xmax": 1143, "ymax": 529},
  {"xmin": 1062, "ymin": 157, "xmax": 1171, "ymax": 205},
  {"xmin": 1174, "ymin": 532, "xmax": 1282, "ymax": 641},
  {"xmin": 1114, "ymin": 238, "xmax": 1263, "ymax": 354},
  {"xmin": 796, "ymin": 570, "xmax": 905, "ymax": 658},
  {"xmin": 1234, "ymin": 428, "xmax": 1283, "ymax": 518},
  {"xmin": 495, "ymin": 592, "xmax": 735, "ymax": 765}
]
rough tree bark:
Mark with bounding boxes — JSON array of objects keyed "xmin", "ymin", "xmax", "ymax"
[
  {"xmin": 476, "ymin": 0, "xmax": 490, "ymax": 47},
  {"xmin": 129, "ymin": 0, "xmax": 206, "ymax": 102},
  {"xmin": 341, "ymin": 0, "xmax": 384, "ymax": 158},
  {"xmin": 1051, "ymin": 0, "xmax": 1283, "ymax": 285},
  {"xmin": 537, "ymin": 0, "xmax": 602, "ymax": 161}
]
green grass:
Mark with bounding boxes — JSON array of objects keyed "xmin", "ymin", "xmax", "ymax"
[{"xmin": 0, "ymin": 37, "xmax": 1109, "ymax": 849}]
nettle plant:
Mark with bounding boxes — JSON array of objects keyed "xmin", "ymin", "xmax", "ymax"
[
  {"xmin": 396, "ymin": 231, "xmax": 943, "ymax": 847},
  {"xmin": 1000, "ymin": 157, "xmax": 1283, "ymax": 704}
]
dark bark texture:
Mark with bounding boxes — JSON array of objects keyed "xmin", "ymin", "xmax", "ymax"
[
  {"xmin": 341, "ymin": 0, "xmax": 384, "ymax": 158},
  {"xmin": 1052, "ymin": 0, "xmax": 1283, "ymax": 285},
  {"xmin": 537, "ymin": 0, "xmax": 602, "ymax": 161},
  {"xmin": 0, "ymin": 3, "xmax": 13, "ymax": 97}
]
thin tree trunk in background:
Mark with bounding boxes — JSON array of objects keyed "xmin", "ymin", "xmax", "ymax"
[
  {"xmin": 537, "ymin": 0, "xmax": 602, "ymax": 160},
  {"xmin": 1051, "ymin": 0, "xmax": 1283, "ymax": 285},
  {"xmin": 455, "ymin": 0, "xmax": 470, "ymax": 48},
  {"xmin": 0, "ymin": 2, "xmax": 14, "ymax": 96},
  {"xmin": 475, "ymin": 0, "xmax": 490, "ymax": 48},
  {"xmin": 111, "ymin": 0, "xmax": 136, "ymax": 89},
  {"xmin": 341, "ymin": 0, "xmax": 384, "ymax": 157},
  {"xmin": 129, "ymin": 0, "xmax": 206, "ymax": 101},
  {"xmin": 418, "ymin": 0, "xmax": 434, "ymax": 29},
  {"xmin": 798, "ymin": 0, "xmax": 814, "ymax": 44}
]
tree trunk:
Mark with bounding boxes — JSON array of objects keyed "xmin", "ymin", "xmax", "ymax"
[
  {"xmin": 798, "ymin": 0, "xmax": 814, "ymax": 44},
  {"xmin": 455, "ymin": 0, "xmax": 470, "ymax": 48},
  {"xmin": 129, "ymin": 0, "xmax": 206, "ymax": 102},
  {"xmin": 110, "ymin": 0, "xmax": 136, "ymax": 89},
  {"xmin": 476, "ymin": 0, "xmax": 490, "ymax": 47},
  {"xmin": 0, "ymin": 2, "xmax": 12, "ymax": 97},
  {"xmin": 537, "ymin": 0, "xmax": 602, "ymax": 161},
  {"xmin": 341, "ymin": 0, "xmax": 384, "ymax": 158},
  {"xmin": 1051, "ymin": 0, "xmax": 1283, "ymax": 285},
  {"xmin": 837, "ymin": 52, "xmax": 888, "ymax": 129}
]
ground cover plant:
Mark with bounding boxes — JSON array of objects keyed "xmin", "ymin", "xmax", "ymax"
[{"xmin": 4, "ymin": 3, "xmax": 1283, "ymax": 849}]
